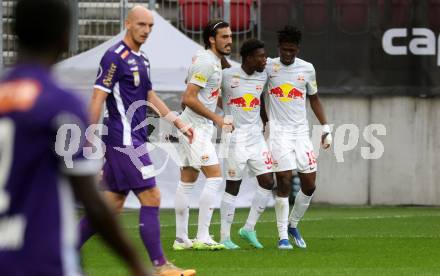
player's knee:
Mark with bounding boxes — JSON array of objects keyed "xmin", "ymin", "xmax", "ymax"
[
  {"xmin": 259, "ymin": 180, "xmax": 274, "ymax": 190},
  {"xmin": 277, "ymin": 186, "xmax": 291, "ymax": 197},
  {"xmin": 203, "ymin": 166, "xmax": 222, "ymax": 179},
  {"xmin": 225, "ymin": 181, "xmax": 241, "ymax": 196},
  {"xmin": 150, "ymin": 189, "xmax": 161, "ymax": 205},
  {"xmin": 150, "ymin": 195, "xmax": 161, "ymax": 206},
  {"xmin": 257, "ymin": 174, "xmax": 274, "ymax": 190},
  {"xmin": 138, "ymin": 187, "xmax": 161, "ymax": 206},
  {"xmin": 181, "ymin": 166, "xmax": 199, "ymax": 183},
  {"xmin": 302, "ymin": 185, "xmax": 315, "ymax": 196}
]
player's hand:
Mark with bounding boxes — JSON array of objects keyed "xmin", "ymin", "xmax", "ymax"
[
  {"xmin": 183, "ymin": 127, "xmax": 194, "ymax": 144},
  {"xmin": 175, "ymin": 118, "xmax": 194, "ymax": 144},
  {"xmin": 215, "ymin": 115, "xmax": 234, "ymax": 133},
  {"xmin": 321, "ymin": 124, "xmax": 332, "ymax": 150}
]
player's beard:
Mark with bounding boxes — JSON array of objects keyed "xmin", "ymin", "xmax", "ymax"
[{"xmin": 216, "ymin": 44, "xmax": 232, "ymax": 56}]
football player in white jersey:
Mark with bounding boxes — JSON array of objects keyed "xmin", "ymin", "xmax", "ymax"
[
  {"xmin": 219, "ymin": 39, "xmax": 274, "ymax": 249},
  {"xmin": 265, "ymin": 26, "xmax": 332, "ymax": 249},
  {"xmin": 174, "ymin": 19, "xmax": 233, "ymax": 251}
]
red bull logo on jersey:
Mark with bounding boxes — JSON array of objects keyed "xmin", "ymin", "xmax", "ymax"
[
  {"xmin": 227, "ymin": 93, "xmax": 260, "ymax": 111},
  {"xmin": 269, "ymin": 83, "xmax": 304, "ymax": 103},
  {"xmin": 209, "ymin": 88, "xmax": 220, "ymax": 99},
  {"xmin": 201, "ymin": 154, "xmax": 209, "ymax": 162}
]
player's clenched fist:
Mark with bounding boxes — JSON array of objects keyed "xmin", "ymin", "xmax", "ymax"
[
  {"xmin": 321, "ymin": 124, "xmax": 332, "ymax": 149},
  {"xmin": 215, "ymin": 115, "xmax": 234, "ymax": 133}
]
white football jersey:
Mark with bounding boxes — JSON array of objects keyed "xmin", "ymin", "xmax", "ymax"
[
  {"xmin": 265, "ymin": 57, "xmax": 318, "ymax": 137},
  {"xmin": 222, "ymin": 67, "xmax": 267, "ymax": 133},
  {"xmin": 180, "ymin": 49, "xmax": 222, "ymax": 126}
]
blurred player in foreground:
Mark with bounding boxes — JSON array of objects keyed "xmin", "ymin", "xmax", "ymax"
[
  {"xmin": 265, "ymin": 26, "xmax": 332, "ymax": 249},
  {"xmin": 75, "ymin": 5, "xmax": 195, "ymax": 276},
  {"xmin": 219, "ymin": 39, "xmax": 274, "ymax": 249},
  {"xmin": 0, "ymin": 0, "xmax": 149, "ymax": 275},
  {"xmin": 173, "ymin": 19, "xmax": 233, "ymax": 251}
]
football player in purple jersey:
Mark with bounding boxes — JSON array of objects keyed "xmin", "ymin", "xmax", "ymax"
[
  {"xmin": 0, "ymin": 0, "xmax": 149, "ymax": 275},
  {"xmin": 76, "ymin": 5, "xmax": 195, "ymax": 276}
]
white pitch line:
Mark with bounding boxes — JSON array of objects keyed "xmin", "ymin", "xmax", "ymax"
[
  {"xmin": 301, "ymin": 234, "xmax": 440, "ymax": 238},
  {"xmin": 122, "ymin": 213, "xmax": 440, "ymax": 229}
]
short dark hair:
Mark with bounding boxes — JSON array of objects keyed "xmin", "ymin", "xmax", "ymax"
[
  {"xmin": 240, "ymin": 38, "xmax": 265, "ymax": 62},
  {"xmin": 14, "ymin": 0, "xmax": 71, "ymax": 52},
  {"xmin": 277, "ymin": 25, "xmax": 302, "ymax": 45},
  {"xmin": 202, "ymin": 19, "xmax": 230, "ymax": 49}
]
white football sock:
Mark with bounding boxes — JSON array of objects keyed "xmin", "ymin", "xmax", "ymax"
[
  {"xmin": 175, "ymin": 181, "xmax": 195, "ymax": 241},
  {"xmin": 196, "ymin": 177, "xmax": 223, "ymax": 241},
  {"xmin": 220, "ymin": 192, "xmax": 237, "ymax": 241},
  {"xmin": 289, "ymin": 189, "xmax": 313, "ymax": 228},
  {"xmin": 244, "ymin": 185, "xmax": 272, "ymax": 231},
  {"xmin": 275, "ymin": 196, "xmax": 289, "ymax": 240}
]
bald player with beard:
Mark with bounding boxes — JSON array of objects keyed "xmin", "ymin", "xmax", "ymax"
[{"xmin": 76, "ymin": 6, "xmax": 195, "ymax": 276}]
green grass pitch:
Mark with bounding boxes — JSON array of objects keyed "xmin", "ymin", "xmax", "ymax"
[{"xmin": 80, "ymin": 206, "xmax": 440, "ymax": 275}]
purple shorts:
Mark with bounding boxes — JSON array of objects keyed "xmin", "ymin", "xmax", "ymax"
[{"xmin": 102, "ymin": 145, "xmax": 156, "ymax": 196}]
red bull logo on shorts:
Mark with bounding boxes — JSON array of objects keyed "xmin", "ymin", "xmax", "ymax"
[
  {"xmin": 201, "ymin": 155, "xmax": 209, "ymax": 162},
  {"xmin": 227, "ymin": 93, "xmax": 260, "ymax": 111},
  {"xmin": 269, "ymin": 83, "xmax": 304, "ymax": 103}
]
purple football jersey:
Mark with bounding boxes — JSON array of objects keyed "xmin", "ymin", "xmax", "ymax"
[
  {"xmin": 94, "ymin": 41, "xmax": 153, "ymax": 147},
  {"xmin": 0, "ymin": 64, "xmax": 100, "ymax": 275}
]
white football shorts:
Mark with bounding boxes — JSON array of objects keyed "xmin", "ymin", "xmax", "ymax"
[
  {"xmin": 224, "ymin": 134, "xmax": 273, "ymax": 180},
  {"xmin": 269, "ymin": 135, "xmax": 317, "ymax": 173},
  {"xmin": 177, "ymin": 124, "xmax": 219, "ymax": 170}
]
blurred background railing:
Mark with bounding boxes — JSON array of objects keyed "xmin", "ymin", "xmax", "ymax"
[
  {"xmin": 3, "ymin": 1, "xmax": 440, "ymax": 96},
  {"xmin": 1, "ymin": 0, "xmax": 261, "ymax": 69}
]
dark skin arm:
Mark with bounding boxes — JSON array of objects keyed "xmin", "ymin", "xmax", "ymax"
[
  {"xmin": 309, "ymin": 94, "xmax": 328, "ymax": 144},
  {"xmin": 69, "ymin": 175, "xmax": 150, "ymax": 276},
  {"xmin": 309, "ymin": 94, "xmax": 327, "ymax": 124},
  {"xmin": 260, "ymin": 93, "xmax": 268, "ymax": 126}
]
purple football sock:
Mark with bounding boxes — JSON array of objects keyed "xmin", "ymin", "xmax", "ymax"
[
  {"xmin": 139, "ymin": 206, "xmax": 166, "ymax": 266},
  {"xmin": 77, "ymin": 217, "xmax": 96, "ymax": 249}
]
